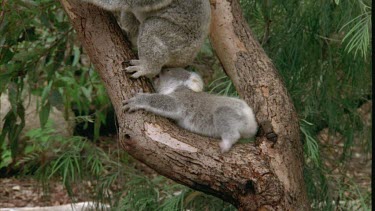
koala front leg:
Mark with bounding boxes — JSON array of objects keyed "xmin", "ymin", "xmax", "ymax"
[
  {"xmin": 123, "ymin": 93, "xmax": 179, "ymax": 119},
  {"xmin": 125, "ymin": 21, "xmax": 170, "ymax": 78},
  {"xmin": 125, "ymin": 37, "xmax": 169, "ymax": 78},
  {"xmin": 118, "ymin": 11, "xmax": 139, "ymax": 46}
]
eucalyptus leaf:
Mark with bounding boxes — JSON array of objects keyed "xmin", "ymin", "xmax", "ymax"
[
  {"xmin": 41, "ymin": 81, "xmax": 53, "ymax": 104},
  {"xmin": 39, "ymin": 102, "xmax": 51, "ymax": 128}
]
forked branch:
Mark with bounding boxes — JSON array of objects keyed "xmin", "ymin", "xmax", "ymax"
[{"xmin": 60, "ymin": 0, "xmax": 309, "ymax": 209}]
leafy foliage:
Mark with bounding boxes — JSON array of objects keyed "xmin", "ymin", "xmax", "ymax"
[
  {"xmin": 118, "ymin": 175, "xmax": 236, "ymax": 211},
  {"xmin": 0, "ymin": 0, "xmax": 111, "ymax": 163},
  {"xmin": 340, "ymin": 0, "xmax": 371, "ymax": 58}
]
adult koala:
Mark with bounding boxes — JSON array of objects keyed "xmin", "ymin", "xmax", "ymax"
[{"xmin": 80, "ymin": 0, "xmax": 211, "ymax": 78}]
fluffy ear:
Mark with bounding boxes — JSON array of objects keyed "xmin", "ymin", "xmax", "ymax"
[{"xmin": 185, "ymin": 72, "xmax": 204, "ymax": 92}]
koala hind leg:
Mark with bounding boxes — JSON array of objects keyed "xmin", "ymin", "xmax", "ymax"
[
  {"xmin": 219, "ymin": 132, "xmax": 241, "ymax": 153},
  {"xmin": 214, "ymin": 106, "xmax": 242, "ymax": 152}
]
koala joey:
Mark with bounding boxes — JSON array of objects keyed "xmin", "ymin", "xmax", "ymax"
[
  {"xmin": 79, "ymin": 0, "xmax": 211, "ymax": 78},
  {"xmin": 123, "ymin": 68, "xmax": 258, "ymax": 153}
]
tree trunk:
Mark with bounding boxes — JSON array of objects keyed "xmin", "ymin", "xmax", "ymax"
[{"xmin": 59, "ymin": 0, "xmax": 309, "ymax": 210}]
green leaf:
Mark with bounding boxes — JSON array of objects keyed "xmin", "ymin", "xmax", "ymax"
[
  {"xmin": 24, "ymin": 145, "xmax": 35, "ymax": 154},
  {"xmin": 41, "ymin": 81, "xmax": 53, "ymax": 104},
  {"xmin": 58, "ymin": 76, "xmax": 76, "ymax": 85},
  {"xmin": 39, "ymin": 102, "xmax": 51, "ymax": 128},
  {"xmin": 94, "ymin": 112, "xmax": 102, "ymax": 141},
  {"xmin": 0, "ymin": 72, "xmax": 16, "ymax": 87},
  {"xmin": 0, "ymin": 150, "xmax": 13, "ymax": 169},
  {"xmin": 72, "ymin": 46, "xmax": 81, "ymax": 66},
  {"xmin": 0, "ymin": 48, "xmax": 15, "ymax": 64},
  {"xmin": 80, "ymin": 86, "xmax": 92, "ymax": 101},
  {"xmin": 13, "ymin": 47, "xmax": 42, "ymax": 62}
]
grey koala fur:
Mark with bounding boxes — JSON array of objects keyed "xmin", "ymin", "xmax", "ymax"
[
  {"xmin": 79, "ymin": 0, "xmax": 211, "ymax": 78},
  {"xmin": 123, "ymin": 68, "xmax": 258, "ymax": 152}
]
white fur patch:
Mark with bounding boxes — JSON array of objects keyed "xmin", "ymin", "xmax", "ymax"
[
  {"xmin": 243, "ymin": 106, "xmax": 257, "ymax": 130},
  {"xmin": 158, "ymin": 81, "xmax": 183, "ymax": 94},
  {"xmin": 185, "ymin": 72, "xmax": 204, "ymax": 92},
  {"xmin": 219, "ymin": 140, "xmax": 233, "ymax": 153}
]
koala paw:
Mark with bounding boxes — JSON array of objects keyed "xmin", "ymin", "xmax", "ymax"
[
  {"xmin": 122, "ymin": 94, "xmax": 145, "ymax": 112},
  {"xmin": 125, "ymin": 60, "xmax": 147, "ymax": 78},
  {"xmin": 219, "ymin": 140, "xmax": 233, "ymax": 153},
  {"xmin": 122, "ymin": 101, "xmax": 139, "ymax": 113},
  {"xmin": 125, "ymin": 60, "xmax": 160, "ymax": 78}
]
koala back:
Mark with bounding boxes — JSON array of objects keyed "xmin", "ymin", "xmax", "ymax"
[
  {"xmin": 171, "ymin": 91, "xmax": 258, "ymax": 139},
  {"xmin": 135, "ymin": 0, "xmax": 211, "ymax": 67}
]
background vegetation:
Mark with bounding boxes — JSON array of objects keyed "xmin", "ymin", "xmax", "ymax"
[{"xmin": 0, "ymin": 0, "xmax": 371, "ymax": 210}]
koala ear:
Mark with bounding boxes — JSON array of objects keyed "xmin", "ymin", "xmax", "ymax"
[{"xmin": 185, "ymin": 72, "xmax": 204, "ymax": 92}]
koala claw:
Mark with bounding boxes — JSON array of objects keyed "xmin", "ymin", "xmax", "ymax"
[
  {"xmin": 125, "ymin": 60, "xmax": 144, "ymax": 74},
  {"xmin": 125, "ymin": 65, "xmax": 147, "ymax": 78},
  {"xmin": 126, "ymin": 106, "xmax": 140, "ymax": 113},
  {"xmin": 129, "ymin": 59, "xmax": 142, "ymax": 66},
  {"xmin": 122, "ymin": 98, "xmax": 132, "ymax": 105},
  {"xmin": 123, "ymin": 94, "xmax": 147, "ymax": 112},
  {"xmin": 131, "ymin": 71, "xmax": 146, "ymax": 78},
  {"xmin": 125, "ymin": 66, "xmax": 138, "ymax": 73},
  {"xmin": 123, "ymin": 102, "xmax": 140, "ymax": 113}
]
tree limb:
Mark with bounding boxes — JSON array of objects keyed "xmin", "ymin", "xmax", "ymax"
[{"xmin": 209, "ymin": 0, "xmax": 309, "ymax": 209}]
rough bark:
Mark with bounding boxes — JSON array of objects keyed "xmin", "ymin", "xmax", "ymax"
[
  {"xmin": 209, "ymin": 0, "xmax": 309, "ymax": 210},
  {"xmin": 59, "ymin": 0, "xmax": 309, "ymax": 210}
]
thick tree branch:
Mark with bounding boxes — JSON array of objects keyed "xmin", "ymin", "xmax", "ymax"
[
  {"xmin": 209, "ymin": 0, "xmax": 309, "ymax": 209},
  {"xmin": 60, "ymin": 0, "xmax": 309, "ymax": 210}
]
